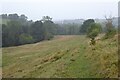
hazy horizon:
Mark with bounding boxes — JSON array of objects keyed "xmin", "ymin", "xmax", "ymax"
[{"xmin": 0, "ymin": 0, "xmax": 119, "ymax": 21}]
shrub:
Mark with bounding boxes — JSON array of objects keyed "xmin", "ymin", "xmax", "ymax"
[
  {"xmin": 103, "ymin": 28, "xmax": 116, "ymax": 39},
  {"xmin": 19, "ymin": 34, "xmax": 34, "ymax": 45},
  {"xmin": 87, "ymin": 23, "xmax": 102, "ymax": 45},
  {"xmin": 44, "ymin": 32, "xmax": 54, "ymax": 40}
]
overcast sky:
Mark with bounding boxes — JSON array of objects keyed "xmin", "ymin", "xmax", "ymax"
[{"xmin": 0, "ymin": 0, "xmax": 119, "ymax": 21}]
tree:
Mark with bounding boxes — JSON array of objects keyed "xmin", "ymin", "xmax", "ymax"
[
  {"xmin": 7, "ymin": 20, "xmax": 23, "ymax": 46},
  {"xmin": 41, "ymin": 16, "xmax": 52, "ymax": 22},
  {"xmin": 8, "ymin": 13, "xmax": 19, "ymax": 21},
  {"xmin": 2, "ymin": 14, "xmax": 56, "ymax": 47},
  {"xmin": 19, "ymin": 14, "xmax": 27, "ymax": 21},
  {"xmin": 42, "ymin": 16, "xmax": 55, "ymax": 40},
  {"xmin": 43, "ymin": 21, "xmax": 56, "ymax": 34},
  {"xmin": 19, "ymin": 34, "xmax": 34, "ymax": 44},
  {"xmin": 0, "ymin": 14, "xmax": 7, "ymax": 19},
  {"xmin": 30, "ymin": 21, "xmax": 44, "ymax": 42},
  {"xmin": 19, "ymin": 14, "xmax": 28, "ymax": 25},
  {"xmin": 104, "ymin": 15, "xmax": 116, "ymax": 39},
  {"xmin": 80, "ymin": 19, "xmax": 95, "ymax": 34},
  {"xmin": 2, "ymin": 20, "xmax": 23, "ymax": 46},
  {"xmin": 2, "ymin": 24, "xmax": 9, "ymax": 47},
  {"xmin": 87, "ymin": 23, "xmax": 102, "ymax": 45}
]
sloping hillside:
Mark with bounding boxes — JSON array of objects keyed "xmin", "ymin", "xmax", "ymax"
[{"xmin": 2, "ymin": 35, "xmax": 118, "ymax": 78}]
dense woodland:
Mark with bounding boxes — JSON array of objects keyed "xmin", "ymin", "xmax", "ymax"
[{"xmin": 1, "ymin": 14, "xmax": 117, "ymax": 47}]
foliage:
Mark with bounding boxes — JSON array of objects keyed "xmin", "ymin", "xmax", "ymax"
[
  {"xmin": 80, "ymin": 19, "xmax": 95, "ymax": 34},
  {"xmin": 103, "ymin": 28, "xmax": 116, "ymax": 39},
  {"xmin": 43, "ymin": 20, "xmax": 57, "ymax": 35},
  {"xmin": 30, "ymin": 21, "xmax": 44, "ymax": 42},
  {"xmin": 87, "ymin": 23, "xmax": 102, "ymax": 39},
  {"xmin": 2, "ymin": 20, "xmax": 23, "ymax": 46},
  {"xmin": 87, "ymin": 23, "xmax": 102, "ymax": 45},
  {"xmin": 19, "ymin": 34, "xmax": 34, "ymax": 44},
  {"xmin": 1, "ymin": 14, "xmax": 84, "ymax": 47},
  {"xmin": 41, "ymin": 16, "xmax": 52, "ymax": 22},
  {"xmin": 55, "ymin": 23, "xmax": 80, "ymax": 35},
  {"xmin": 44, "ymin": 32, "xmax": 54, "ymax": 40},
  {"xmin": 103, "ymin": 16, "xmax": 117, "ymax": 39},
  {"xmin": 2, "ymin": 14, "xmax": 56, "ymax": 47}
]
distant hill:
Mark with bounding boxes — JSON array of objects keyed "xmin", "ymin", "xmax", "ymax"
[
  {"xmin": 54, "ymin": 19, "xmax": 84, "ymax": 25},
  {"xmin": 54, "ymin": 17, "xmax": 118, "ymax": 28}
]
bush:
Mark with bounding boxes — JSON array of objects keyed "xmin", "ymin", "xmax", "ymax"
[
  {"xmin": 19, "ymin": 34, "xmax": 34, "ymax": 44},
  {"xmin": 103, "ymin": 28, "xmax": 116, "ymax": 39},
  {"xmin": 87, "ymin": 23, "xmax": 101, "ymax": 45},
  {"xmin": 44, "ymin": 32, "xmax": 54, "ymax": 40}
]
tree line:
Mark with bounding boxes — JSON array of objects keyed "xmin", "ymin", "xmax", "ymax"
[
  {"xmin": 2, "ymin": 14, "xmax": 57, "ymax": 47},
  {"xmin": 1, "ymin": 14, "xmax": 117, "ymax": 47},
  {"xmin": 55, "ymin": 23, "xmax": 80, "ymax": 35},
  {"xmin": 1, "ymin": 14, "xmax": 81, "ymax": 47}
]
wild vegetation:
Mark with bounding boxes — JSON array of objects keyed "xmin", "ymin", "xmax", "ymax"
[
  {"xmin": 1, "ymin": 14, "xmax": 81, "ymax": 47},
  {"xmin": 1, "ymin": 14, "xmax": 57, "ymax": 47},
  {"xmin": 2, "ymin": 35, "xmax": 118, "ymax": 78},
  {"xmin": 1, "ymin": 13, "xmax": 118, "ymax": 78}
]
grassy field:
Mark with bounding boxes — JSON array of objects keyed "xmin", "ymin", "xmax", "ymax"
[{"xmin": 2, "ymin": 35, "xmax": 118, "ymax": 78}]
